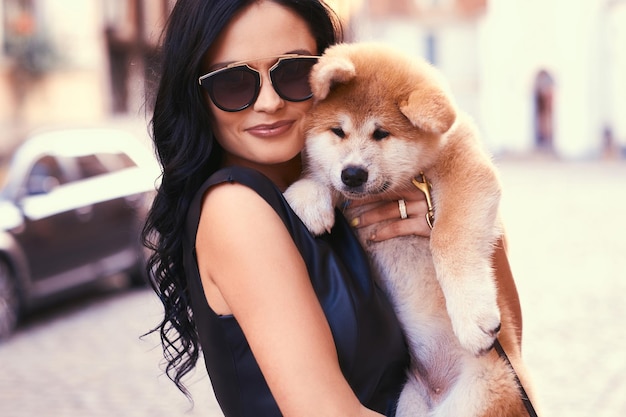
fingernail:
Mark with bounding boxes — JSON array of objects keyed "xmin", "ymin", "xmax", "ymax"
[
  {"xmin": 369, "ymin": 234, "xmax": 376, "ymax": 241},
  {"xmin": 350, "ymin": 217, "xmax": 360, "ymax": 227}
]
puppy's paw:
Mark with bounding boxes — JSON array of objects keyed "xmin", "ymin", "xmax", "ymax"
[
  {"xmin": 298, "ymin": 206, "xmax": 336, "ymax": 235},
  {"xmin": 445, "ymin": 277, "xmax": 501, "ymax": 356},
  {"xmin": 284, "ymin": 179, "xmax": 336, "ymax": 235}
]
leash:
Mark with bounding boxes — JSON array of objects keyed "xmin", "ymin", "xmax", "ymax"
[{"xmin": 493, "ymin": 339, "xmax": 539, "ymax": 417}]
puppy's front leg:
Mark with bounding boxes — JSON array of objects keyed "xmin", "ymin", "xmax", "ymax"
[
  {"xmin": 284, "ymin": 177, "xmax": 338, "ymax": 235},
  {"xmin": 429, "ymin": 165, "xmax": 502, "ymax": 356}
]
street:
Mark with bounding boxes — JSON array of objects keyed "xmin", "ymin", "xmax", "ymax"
[{"xmin": 0, "ymin": 157, "xmax": 625, "ymax": 417}]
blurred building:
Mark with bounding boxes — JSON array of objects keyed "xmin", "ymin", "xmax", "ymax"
[
  {"xmin": 350, "ymin": 0, "xmax": 626, "ymax": 158},
  {"xmin": 0, "ymin": 0, "xmax": 173, "ymax": 154},
  {"xmin": 1, "ymin": 0, "xmax": 625, "ymax": 159}
]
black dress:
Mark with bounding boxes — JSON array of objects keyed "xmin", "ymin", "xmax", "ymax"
[{"xmin": 183, "ymin": 166, "xmax": 409, "ymax": 417}]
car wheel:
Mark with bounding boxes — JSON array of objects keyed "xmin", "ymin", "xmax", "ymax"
[{"xmin": 0, "ymin": 258, "xmax": 20, "ymax": 340}]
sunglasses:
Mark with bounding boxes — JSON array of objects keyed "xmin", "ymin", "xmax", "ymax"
[{"xmin": 198, "ymin": 54, "xmax": 319, "ymax": 112}]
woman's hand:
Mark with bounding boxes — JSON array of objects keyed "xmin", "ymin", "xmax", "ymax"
[{"xmin": 346, "ymin": 183, "xmax": 433, "ymax": 242}]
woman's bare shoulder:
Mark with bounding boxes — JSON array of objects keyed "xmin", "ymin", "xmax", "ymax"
[
  {"xmin": 199, "ymin": 181, "xmax": 279, "ymax": 232},
  {"xmin": 195, "ymin": 180, "xmax": 296, "ymax": 314}
]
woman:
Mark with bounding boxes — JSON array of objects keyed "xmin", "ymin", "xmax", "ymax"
[{"xmin": 142, "ymin": 1, "xmax": 523, "ymax": 416}]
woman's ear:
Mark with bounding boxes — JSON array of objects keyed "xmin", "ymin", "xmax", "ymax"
[
  {"xmin": 309, "ymin": 55, "xmax": 356, "ymax": 100},
  {"xmin": 400, "ymin": 87, "xmax": 456, "ymax": 135}
]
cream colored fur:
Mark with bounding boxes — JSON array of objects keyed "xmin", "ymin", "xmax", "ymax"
[{"xmin": 284, "ymin": 42, "xmax": 535, "ymax": 417}]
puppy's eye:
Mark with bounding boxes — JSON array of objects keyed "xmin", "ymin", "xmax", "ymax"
[
  {"xmin": 372, "ymin": 128, "xmax": 389, "ymax": 141},
  {"xmin": 331, "ymin": 127, "xmax": 346, "ymax": 138}
]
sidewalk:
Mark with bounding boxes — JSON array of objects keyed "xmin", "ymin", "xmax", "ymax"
[
  {"xmin": 0, "ymin": 157, "xmax": 624, "ymax": 417},
  {"xmin": 496, "ymin": 157, "xmax": 626, "ymax": 417}
]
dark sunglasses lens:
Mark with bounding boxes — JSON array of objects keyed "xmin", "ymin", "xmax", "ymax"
[
  {"xmin": 205, "ymin": 67, "xmax": 259, "ymax": 111},
  {"xmin": 271, "ymin": 58, "xmax": 317, "ymax": 101}
]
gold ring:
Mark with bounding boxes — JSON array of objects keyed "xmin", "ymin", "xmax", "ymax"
[{"xmin": 398, "ymin": 199, "xmax": 408, "ymax": 219}]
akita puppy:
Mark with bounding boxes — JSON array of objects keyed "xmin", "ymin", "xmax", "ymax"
[{"xmin": 284, "ymin": 42, "xmax": 535, "ymax": 417}]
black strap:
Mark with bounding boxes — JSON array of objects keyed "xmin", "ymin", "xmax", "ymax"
[{"xmin": 493, "ymin": 339, "xmax": 539, "ymax": 417}]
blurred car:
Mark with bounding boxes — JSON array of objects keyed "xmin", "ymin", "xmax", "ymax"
[{"xmin": 0, "ymin": 128, "xmax": 160, "ymax": 339}]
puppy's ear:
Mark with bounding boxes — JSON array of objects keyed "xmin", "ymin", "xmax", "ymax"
[
  {"xmin": 310, "ymin": 56, "xmax": 356, "ymax": 100},
  {"xmin": 400, "ymin": 87, "xmax": 456, "ymax": 135}
]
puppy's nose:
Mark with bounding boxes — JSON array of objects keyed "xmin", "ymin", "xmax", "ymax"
[{"xmin": 341, "ymin": 166, "xmax": 368, "ymax": 188}]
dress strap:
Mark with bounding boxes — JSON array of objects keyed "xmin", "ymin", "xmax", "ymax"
[{"xmin": 185, "ymin": 166, "xmax": 300, "ymax": 247}]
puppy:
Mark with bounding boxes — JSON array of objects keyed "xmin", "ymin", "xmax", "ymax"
[{"xmin": 284, "ymin": 42, "xmax": 535, "ymax": 417}]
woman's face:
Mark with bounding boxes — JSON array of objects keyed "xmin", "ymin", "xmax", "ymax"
[{"xmin": 202, "ymin": 1, "xmax": 318, "ymax": 172}]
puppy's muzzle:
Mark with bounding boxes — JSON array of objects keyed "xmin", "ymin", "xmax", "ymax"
[{"xmin": 341, "ymin": 166, "xmax": 368, "ymax": 188}]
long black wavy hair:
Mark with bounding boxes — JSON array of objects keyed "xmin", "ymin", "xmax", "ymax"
[{"xmin": 142, "ymin": 0, "xmax": 343, "ymax": 396}]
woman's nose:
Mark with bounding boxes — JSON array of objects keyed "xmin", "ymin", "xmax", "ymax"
[{"xmin": 253, "ymin": 73, "xmax": 284, "ymax": 113}]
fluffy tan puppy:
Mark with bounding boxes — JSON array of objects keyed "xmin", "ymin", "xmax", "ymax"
[{"xmin": 284, "ymin": 42, "xmax": 535, "ymax": 417}]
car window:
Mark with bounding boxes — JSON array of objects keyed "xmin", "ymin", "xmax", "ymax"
[
  {"xmin": 98, "ymin": 152, "xmax": 137, "ymax": 171},
  {"xmin": 76, "ymin": 152, "xmax": 137, "ymax": 180},
  {"xmin": 26, "ymin": 156, "xmax": 67, "ymax": 195},
  {"xmin": 76, "ymin": 154, "xmax": 109, "ymax": 179}
]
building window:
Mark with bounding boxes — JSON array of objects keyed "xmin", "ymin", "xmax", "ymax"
[
  {"xmin": 2, "ymin": 0, "xmax": 57, "ymax": 75},
  {"xmin": 534, "ymin": 70, "xmax": 555, "ymax": 151},
  {"xmin": 425, "ymin": 32, "xmax": 437, "ymax": 65},
  {"xmin": 3, "ymin": 0, "xmax": 34, "ymax": 55}
]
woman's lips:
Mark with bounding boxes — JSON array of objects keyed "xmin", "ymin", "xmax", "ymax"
[{"xmin": 246, "ymin": 120, "xmax": 294, "ymax": 137}]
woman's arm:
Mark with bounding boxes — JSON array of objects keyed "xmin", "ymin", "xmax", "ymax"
[{"xmin": 195, "ymin": 183, "xmax": 383, "ymax": 417}]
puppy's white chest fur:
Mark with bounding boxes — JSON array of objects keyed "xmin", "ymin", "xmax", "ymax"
[{"xmin": 349, "ymin": 215, "xmax": 470, "ymax": 394}]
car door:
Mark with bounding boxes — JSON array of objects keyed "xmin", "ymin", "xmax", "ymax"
[
  {"xmin": 14, "ymin": 155, "xmax": 93, "ymax": 289},
  {"xmin": 71, "ymin": 151, "xmax": 143, "ymax": 272}
]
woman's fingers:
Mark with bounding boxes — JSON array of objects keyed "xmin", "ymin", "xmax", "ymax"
[
  {"xmin": 349, "ymin": 200, "xmax": 402, "ymax": 227},
  {"xmin": 344, "ymin": 180, "xmax": 433, "ymax": 241},
  {"xmin": 349, "ymin": 186, "xmax": 426, "ymax": 208},
  {"xmin": 368, "ymin": 217, "xmax": 432, "ymax": 241},
  {"xmin": 350, "ymin": 200, "xmax": 421, "ymax": 227},
  {"xmin": 348, "ymin": 199, "xmax": 432, "ymax": 241}
]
